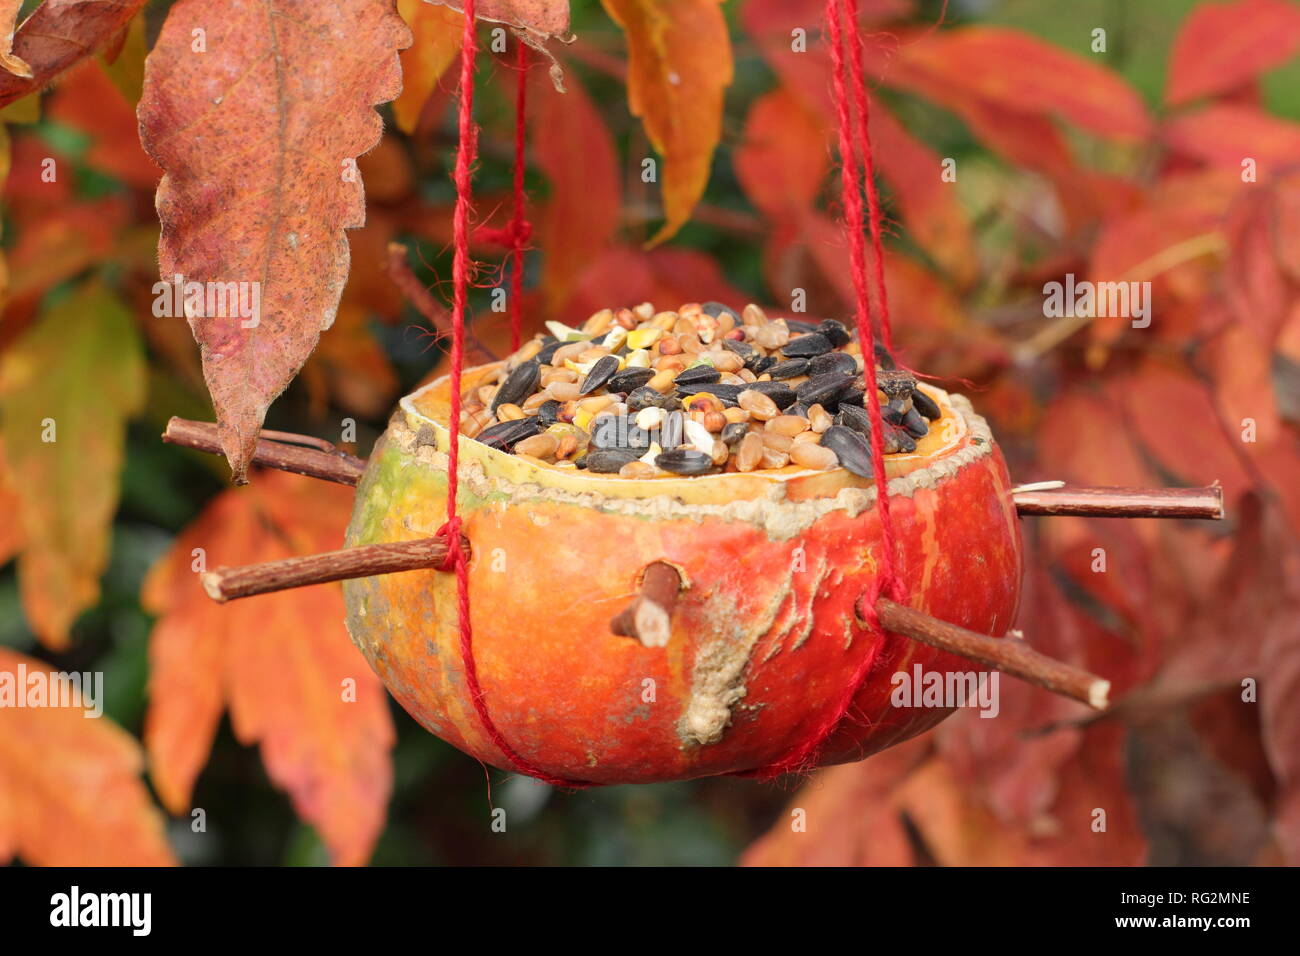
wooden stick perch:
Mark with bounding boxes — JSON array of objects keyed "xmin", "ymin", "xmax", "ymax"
[
  {"xmin": 610, "ymin": 562, "xmax": 683, "ymax": 647},
  {"xmin": 1012, "ymin": 483, "xmax": 1223, "ymax": 520},
  {"xmin": 163, "ymin": 417, "xmax": 365, "ymax": 486},
  {"xmin": 200, "ymin": 535, "xmax": 470, "ymax": 603},
  {"xmin": 872, "ymin": 598, "xmax": 1110, "ymax": 709}
]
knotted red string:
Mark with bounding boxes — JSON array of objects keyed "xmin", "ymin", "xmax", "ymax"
[
  {"xmin": 747, "ymin": 0, "xmax": 904, "ymax": 780},
  {"xmin": 472, "ymin": 41, "xmax": 532, "ymax": 351},
  {"xmin": 446, "ymin": 3, "xmax": 585, "ymax": 789}
]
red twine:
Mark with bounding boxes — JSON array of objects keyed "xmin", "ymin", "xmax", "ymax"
[
  {"xmin": 472, "ymin": 41, "xmax": 532, "ymax": 352},
  {"xmin": 447, "ymin": 5, "xmax": 584, "ymax": 789},
  {"xmin": 747, "ymin": 0, "xmax": 905, "ymax": 781}
]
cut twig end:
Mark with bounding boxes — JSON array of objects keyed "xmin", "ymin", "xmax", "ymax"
[
  {"xmin": 611, "ymin": 562, "xmax": 682, "ymax": 647},
  {"xmin": 1089, "ymin": 679, "xmax": 1112, "ymax": 711},
  {"xmin": 200, "ymin": 572, "xmax": 229, "ymax": 603}
]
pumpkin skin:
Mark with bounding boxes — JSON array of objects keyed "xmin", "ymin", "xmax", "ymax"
[{"xmin": 342, "ymin": 364, "xmax": 1023, "ymax": 784}]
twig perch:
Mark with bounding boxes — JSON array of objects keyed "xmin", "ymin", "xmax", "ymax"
[
  {"xmin": 610, "ymin": 562, "xmax": 682, "ymax": 647},
  {"xmin": 1012, "ymin": 483, "xmax": 1222, "ymax": 519},
  {"xmin": 200, "ymin": 535, "xmax": 470, "ymax": 603},
  {"xmin": 871, "ymin": 598, "xmax": 1110, "ymax": 709},
  {"xmin": 163, "ymin": 417, "xmax": 364, "ymax": 486}
]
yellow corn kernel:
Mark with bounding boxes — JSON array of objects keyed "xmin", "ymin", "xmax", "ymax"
[{"xmin": 627, "ymin": 327, "xmax": 663, "ymax": 350}]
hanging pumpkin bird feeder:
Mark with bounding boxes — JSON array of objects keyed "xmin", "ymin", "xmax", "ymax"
[{"xmin": 161, "ymin": 0, "xmax": 1225, "ymax": 787}]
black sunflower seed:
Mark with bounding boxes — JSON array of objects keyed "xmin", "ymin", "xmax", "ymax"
[
  {"xmin": 655, "ymin": 448, "xmax": 714, "ymax": 475},
  {"xmin": 882, "ymin": 401, "xmax": 907, "ymax": 427},
  {"xmin": 607, "ymin": 366, "xmax": 656, "ymax": 393},
  {"xmin": 535, "ymin": 339, "xmax": 565, "ymax": 365},
  {"xmin": 785, "ymin": 402, "xmax": 810, "ymax": 418},
  {"xmin": 702, "ymin": 301, "xmax": 740, "ymax": 322},
  {"xmin": 876, "ymin": 369, "xmax": 916, "ymax": 399},
  {"xmin": 721, "ymin": 422, "xmax": 750, "ymax": 448},
  {"xmin": 821, "ymin": 425, "xmax": 873, "ymax": 478},
  {"xmin": 743, "ymin": 380, "xmax": 797, "ymax": 409},
  {"xmin": 674, "ymin": 364, "xmax": 722, "ymax": 387},
  {"xmin": 883, "ymin": 423, "xmax": 917, "ymax": 454},
  {"xmin": 874, "ymin": 343, "xmax": 896, "ymax": 370},
  {"xmin": 537, "ymin": 399, "xmax": 562, "ymax": 427},
  {"xmin": 817, "ymin": 319, "xmax": 852, "ymax": 347},
  {"xmin": 476, "ymin": 416, "xmax": 540, "ymax": 451},
  {"xmin": 911, "ymin": 387, "xmax": 941, "ymax": 421},
  {"xmin": 767, "ymin": 358, "xmax": 809, "ymax": 380},
  {"xmin": 490, "ymin": 360, "xmax": 540, "ymax": 414},
  {"xmin": 796, "ymin": 371, "xmax": 855, "ymax": 408},
  {"xmin": 721, "ymin": 338, "xmax": 756, "ymax": 362},
  {"xmin": 836, "ymin": 404, "xmax": 873, "ymax": 436},
  {"xmin": 579, "ymin": 355, "xmax": 620, "ymax": 395},
  {"xmin": 585, "ymin": 448, "xmax": 640, "ymax": 473},
  {"xmin": 782, "ymin": 332, "xmax": 833, "ymax": 358},
  {"xmin": 902, "ymin": 408, "xmax": 929, "ymax": 439},
  {"xmin": 836, "ymin": 386, "xmax": 865, "ymax": 408},
  {"xmin": 748, "ymin": 354, "xmax": 778, "ymax": 375},
  {"xmin": 784, "ymin": 318, "xmax": 822, "ymax": 335},
  {"xmin": 808, "ymin": 351, "xmax": 857, "ymax": 377},
  {"xmin": 678, "ymin": 382, "xmax": 744, "ymax": 406},
  {"xmin": 627, "ymin": 386, "xmax": 682, "ymax": 412}
]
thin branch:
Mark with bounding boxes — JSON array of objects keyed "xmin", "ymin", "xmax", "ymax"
[
  {"xmin": 1013, "ymin": 484, "xmax": 1224, "ymax": 519},
  {"xmin": 872, "ymin": 598, "xmax": 1110, "ymax": 709},
  {"xmin": 610, "ymin": 562, "xmax": 682, "ymax": 647},
  {"xmin": 200, "ymin": 535, "xmax": 469, "ymax": 603},
  {"xmin": 163, "ymin": 418, "xmax": 364, "ymax": 486}
]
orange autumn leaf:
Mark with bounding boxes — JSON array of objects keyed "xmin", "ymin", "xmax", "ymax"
[
  {"xmin": 0, "ymin": 0, "xmax": 147, "ymax": 108},
  {"xmin": 395, "ymin": 0, "xmax": 463, "ymax": 135},
  {"xmin": 734, "ymin": 87, "xmax": 827, "ymax": 224},
  {"xmin": 1166, "ymin": 0, "xmax": 1300, "ymax": 106},
  {"xmin": 0, "ymin": 0, "xmax": 31, "ymax": 79},
  {"xmin": 601, "ymin": 0, "xmax": 733, "ymax": 246},
  {"xmin": 0, "ymin": 282, "xmax": 145, "ymax": 648},
  {"xmin": 143, "ymin": 470, "xmax": 395, "ymax": 867},
  {"xmin": 0, "ymin": 649, "xmax": 176, "ymax": 866},
  {"xmin": 896, "ymin": 26, "xmax": 1151, "ymax": 141},
  {"xmin": 138, "ymin": 0, "xmax": 412, "ymax": 483},
  {"xmin": 431, "ymin": 0, "xmax": 570, "ymax": 86},
  {"xmin": 0, "ymin": 438, "xmax": 22, "ymax": 567}
]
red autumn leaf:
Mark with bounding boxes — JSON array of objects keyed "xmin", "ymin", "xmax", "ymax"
[
  {"xmin": 143, "ymin": 470, "xmax": 395, "ymax": 866},
  {"xmin": 532, "ymin": 62, "xmax": 622, "ymax": 313},
  {"xmin": 601, "ymin": 0, "xmax": 733, "ymax": 246},
  {"xmin": 138, "ymin": 0, "xmax": 411, "ymax": 483},
  {"xmin": 733, "ymin": 87, "xmax": 828, "ymax": 224},
  {"xmin": 0, "ymin": 649, "xmax": 176, "ymax": 865},
  {"xmin": 564, "ymin": 245, "xmax": 747, "ymax": 319},
  {"xmin": 1164, "ymin": 104, "xmax": 1300, "ymax": 170},
  {"xmin": 895, "ymin": 27, "xmax": 1152, "ymax": 140},
  {"xmin": 1166, "ymin": 0, "xmax": 1300, "ymax": 106},
  {"xmin": 394, "ymin": 0, "xmax": 463, "ymax": 135},
  {"xmin": 46, "ymin": 60, "xmax": 159, "ymax": 189},
  {"xmin": 1114, "ymin": 363, "xmax": 1253, "ymax": 504},
  {"xmin": 0, "ymin": 0, "xmax": 147, "ymax": 108},
  {"xmin": 869, "ymin": 102, "xmax": 978, "ymax": 286},
  {"xmin": 741, "ymin": 737, "xmax": 932, "ymax": 866}
]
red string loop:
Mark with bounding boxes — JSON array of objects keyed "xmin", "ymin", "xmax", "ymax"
[
  {"xmin": 446, "ymin": 4, "xmax": 587, "ymax": 790},
  {"xmin": 432, "ymin": 519, "xmax": 462, "ymax": 572}
]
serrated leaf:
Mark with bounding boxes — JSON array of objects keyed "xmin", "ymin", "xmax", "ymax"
[
  {"xmin": 143, "ymin": 470, "xmax": 394, "ymax": 867},
  {"xmin": 601, "ymin": 0, "xmax": 733, "ymax": 246},
  {"xmin": 138, "ymin": 0, "xmax": 412, "ymax": 483},
  {"xmin": 0, "ymin": 0, "xmax": 148, "ymax": 108},
  {"xmin": 0, "ymin": 282, "xmax": 145, "ymax": 648}
]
